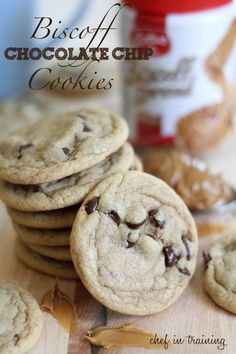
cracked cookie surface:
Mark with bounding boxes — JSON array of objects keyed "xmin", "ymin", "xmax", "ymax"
[
  {"xmin": 0, "ymin": 143, "xmax": 133, "ymax": 211},
  {"xmin": 0, "ymin": 108, "xmax": 128, "ymax": 184},
  {"xmin": 204, "ymin": 233, "xmax": 236, "ymax": 314},
  {"xmin": 0, "ymin": 280, "xmax": 42, "ymax": 354},
  {"xmin": 71, "ymin": 171, "xmax": 198, "ymax": 315}
]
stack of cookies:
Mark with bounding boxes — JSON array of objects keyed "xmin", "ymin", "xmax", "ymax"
[{"xmin": 0, "ymin": 108, "xmax": 141, "ymax": 279}]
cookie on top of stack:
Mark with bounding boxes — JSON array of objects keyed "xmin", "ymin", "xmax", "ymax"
[
  {"xmin": 0, "ymin": 108, "xmax": 142, "ymax": 279},
  {"xmin": 70, "ymin": 171, "xmax": 198, "ymax": 315}
]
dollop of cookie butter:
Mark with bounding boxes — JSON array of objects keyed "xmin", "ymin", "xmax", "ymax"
[
  {"xmin": 84, "ymin": 324, "xmax": 164, "ymax": 349},
  {"xmin": 143, "ymin": 149, "xmax": 231, "ymax": 210},
  {"xmin": 41, "ymin": 282, "xmax": 77, "ymax": 331}
]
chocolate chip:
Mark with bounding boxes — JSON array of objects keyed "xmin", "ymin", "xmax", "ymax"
[
  {"xmin": 83, "ymin": 125, "xmax": 91, "ymax": 132},
  {"xmin": 126, "ymin": 241, "xmax": 135, "ymax": 248},
  {"xmin": 148, "ymin": 209, "xmax": 165, "ymax": 229},
  {"xmin": 18, "ymin": 143, "xmax": 34, "ymax": 153},
  {"xmin": 177, "ymin": 267, "xmax": 190, "ymax": 276},
  {"xmin": 181, "ymin": 234, "xmax": 192, "ymax": 260},
  {"xmin": 32, "ymin": 185, "xmax": 43, "ymax": 193},
  {"xmin": 17, "ymin": 143, "xmax": 34, "ymax": 159},
  {"xmin": 108, "ymin": 210, "xmax": 121, "ymax": 226},
  {"xmin": 152, "ymin": 218, "xmax": 165, "ymax": 229},
  {"xmin": 77, "ymin": 113, "xmax": 86, "ymax": 120},
  {"xmin": 126, "ymin": 218, "xmax": 146, "ymax": 230},
  {"xmin": 176, "ymin": 253, "xmax": 182, "ymax": 262},
  {"xmin": 62, "ymin": 147, "xmax": 72, "ymax": 157},
  {"xmin": 202, "ymin": 251, "xmax": 212, "ymax": 267},
  {"xmin": 13, "ymin": 334, "xmax": 20, "ymax": 344},
  {"xmin": 163, "ymin": 246, "xmax": 178, "ymax": 267},
  {"xmin": 148, "ymin": 209, "xmax": 158, "ymax": 217},
  {"xmin": 85, "ymin": 197, "xmax": 99, "ymax": 214},
  {"xmin": 146, "ymin": 233, "xmax": 156, "ymax": 240}
]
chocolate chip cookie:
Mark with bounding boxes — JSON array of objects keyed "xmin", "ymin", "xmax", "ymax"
[
  {"xmin": 25, "ymin": 242, "xmax": 71, "ymax": 261},
  {"xmin": 7, "ymin": 205, "xmax": 78, "ymax": 229},
  {"xmin": 204, "ymin": 233, "xmax": 236, "ymax": 314},
  {"xmin": 0, "ymin": 280, "xmax": 42, "ymax": 354},
  {"xmin": 0, "ymin": 108, "xmax": 128, "ymax": 184},
  {"xmin": 14, "ymin": 223, "xmax": 71, "ymax": 246},
  {"xmin": 130, "ymin": 155, "xmax": 143, "ymax": 171},
  {"xmin": 71, "ymin": 171, "xmax": 198, "ymax": 315},
  {"xmin": 16, "ymin": 240, "xmax": 77, "ymax": 279},
  {"xmin": 0, "ymin": 143, "xmax": 134, "ymax": 211}
]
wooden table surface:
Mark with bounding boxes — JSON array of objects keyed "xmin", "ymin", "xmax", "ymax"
[{"xmin": 0, "ymin": 101, "xmax": 236, "ymax": 354}]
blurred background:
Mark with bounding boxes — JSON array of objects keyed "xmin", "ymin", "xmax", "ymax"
[{"xmin": 0, "ymin": 0, "xmax": 122, "ymax": 135}]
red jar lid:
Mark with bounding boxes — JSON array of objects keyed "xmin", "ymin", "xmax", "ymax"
[{"xmin": 126, "ymin": 0, "xmax": 232, "ymax": 15}]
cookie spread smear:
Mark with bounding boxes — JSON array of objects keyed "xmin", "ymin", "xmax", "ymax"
[{"xmin": 144, "ymin": 149, "xmax": 232, "ymax": 211}]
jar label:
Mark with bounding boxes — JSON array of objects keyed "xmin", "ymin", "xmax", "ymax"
[
  {"xmin": 131, "ymin": 30, "xmax": 171, "ymax": 56},
  {"xmin": 123, "ymin": 6, "xmax": 236, "ymax": 152}
]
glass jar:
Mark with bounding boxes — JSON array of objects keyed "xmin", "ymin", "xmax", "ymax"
[{"xmin": 122, "ymin": 0, "xmax": 236, "ymax": 155}]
